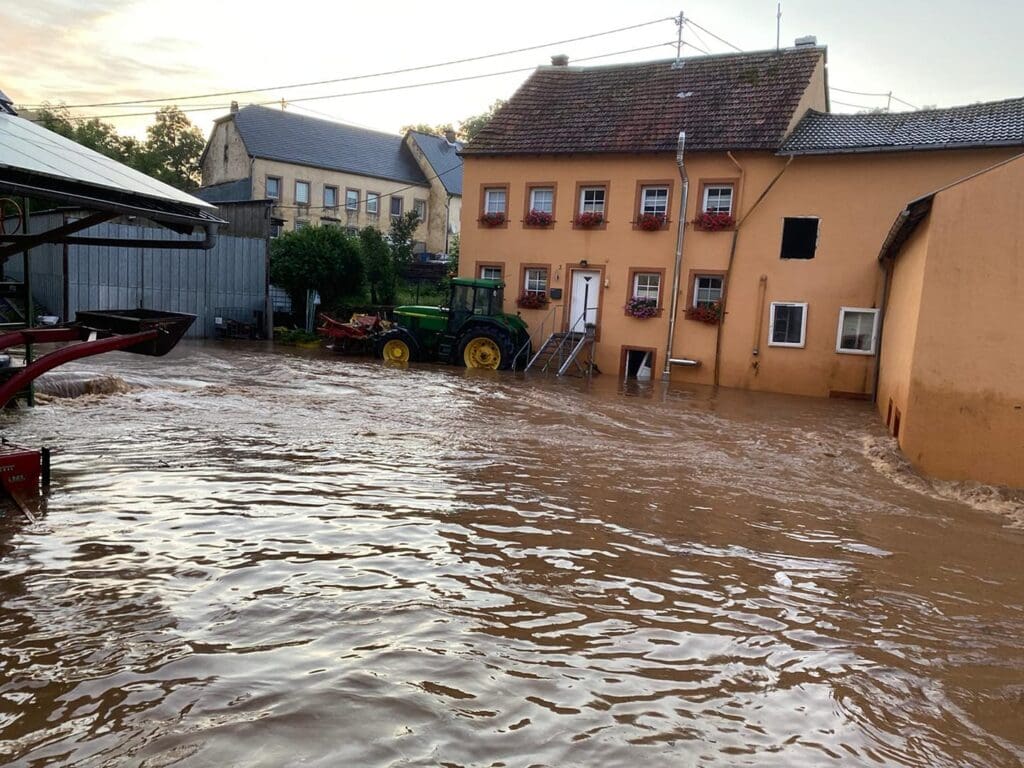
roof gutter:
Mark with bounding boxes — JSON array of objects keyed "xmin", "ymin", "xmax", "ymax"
[{"xmin": 662, "ymin": 131, "xmax": 689, "ymax": 381}]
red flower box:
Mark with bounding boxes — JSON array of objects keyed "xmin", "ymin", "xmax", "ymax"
[
  {"xmin": 574, "ymin": 211, "xmax": 604, "ymax": 228},
  {"xmin": 695, "ymin": 212, "xmax": 735, "ymax": 231},
  {"xmin": 686, "ymin": 302, "xmax": 723, "ymax": 324},
  {"xmin": 524, "ymin": 209, "xmax": 553, "ymax": 227},
  {"xmin": 637, "ymin": 213, "xmax": 666, "ymax": 231},
  {"xmin": 480, "ymin": 211, "xmax": 506, "ymax": 227},
  {"xmin": 517, "ymin": 292, "xmax": 549, "ymax": 310},
  {"xmin": 625, "ymin": 296, "xmax": 658, "ymax": 318}
]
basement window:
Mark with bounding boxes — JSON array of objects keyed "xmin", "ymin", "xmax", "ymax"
[
  {"xmin": 769, "ymin": 301, "xmax": 808, "ymax": 347},
  {"xmin": 780, "ymin": 217, "xmax": 819, "ymax": 259},
  {"xmin": 836, "ymin": 307, "xmax": 879, "ymax": 355}
]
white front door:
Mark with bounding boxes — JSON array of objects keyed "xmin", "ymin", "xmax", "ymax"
[{"xmin": 569, "ymin": 270, "xmax": 601, "ymax": 332}]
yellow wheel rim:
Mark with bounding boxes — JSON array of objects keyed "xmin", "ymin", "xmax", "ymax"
[
  {"xmin": 382, "ymin": 339, "xmax": 411, "ymax": 363},
  {"xmin": 463, "ymin": 337, "xmax": 501, "ymax": 369}
]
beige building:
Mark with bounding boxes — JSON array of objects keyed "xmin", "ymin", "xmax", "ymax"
[{"xmin": 198, "ymin": 105, "xmax": 462, "ymax": 254}]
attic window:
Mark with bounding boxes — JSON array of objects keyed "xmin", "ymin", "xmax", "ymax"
[{"xmin": 780, "ymin": 217, "xmax": 819, "ymax": 259}]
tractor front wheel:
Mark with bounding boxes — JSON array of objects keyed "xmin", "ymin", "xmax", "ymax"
[
  {"xmin": 376, "ymin": 329, "xmax": 419, "ymax": 364},
  {"xmin": 458, "ymin": 328, "xmax": 514, "ymax": 370}
]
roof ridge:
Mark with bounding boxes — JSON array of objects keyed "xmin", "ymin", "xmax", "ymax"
[
  {"xmin": 536, "ymin": 45, "xmax": 825, "ymax": 73},
  {"xmin": 805, "ymin": 95, "xmax": 1024, "ymax": 120},
  {"xmin": 237, "ymin": 104, "xmax": 402, "ymax": 139}
]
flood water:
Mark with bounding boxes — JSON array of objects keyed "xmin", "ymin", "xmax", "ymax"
[{"xmin": 1, "ymin": 341, "xmax": 1022, "ymax": 767}]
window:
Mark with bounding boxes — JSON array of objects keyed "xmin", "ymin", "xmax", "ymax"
[
  {"xmin": 702, "ymin": 184, "xmax": 734, "ymax": 215},
  {"xmin": 633, "ymin": 272, "xmax": 661, "ymax": 303},
  {"xmin": 483, "ymin": 187, "xmax": 507, "ymax": 214},
  {"xmin": 781, "ymin": 217, "xmax": 819, "ymax": 259},
  {"xmin": 295, "ymin": 219, "xmax": 310, "ymax": 230},
  {"xmin": 322, "ymin": 218, "xmax": 340, "ymax": 228},
  {"xmin": 324, "ymin": 185, "xmax": 338, "ymax": 208},
  {"xmin": 414, "ymin": 199, "xmax": 427, "ymax": 222},
  {"xmin": 345, "ymin": 188, "xmax": 360, "ymax": 211},
  {"xmin": 295, "ymin": 180, "xmax": 310, "ymax": 206},
  {"xmin": 266, "ymin": 176, "xmax": 281, "ymax": 200},
  {"xmin": 769, "ymin": 302, "xmax": 808, "ymax": 347},
  {"xmin": 640, "ymin": 186, "xmax": 669, "ymax": 216},
  {"xmin": 524, "ymin": 267, "xmax": 548, "ymax": 295},
  {"xmin": 480, "ymin": 265, "xmax": 502, "ymax": 280},
  {"xmin": 346, "ymin": 226, "xmax": 359, "ymax": 236},
  {"xmin": 836, "ymin": 307, "xmax": 879, "ymax": 354},
  {"xmin": 390, "ymin": 196, "xmax": 404, "ymax": 219},
  {"xmin": 270, "ymin": 221, "xmax": 283, "ymax": 238},
  {"xmin": 529, "ymin": 187, "xmax": 554, "ymax": 214},
  {"xmin": 693, "ymin": 275, "xmax": 724, "ymax": 308},
  {"xmin": 366, "ymin": 192, "xmax": 380, "ymax": 216},
  {"xmin": 579, "ymin": 186, "xmax": 606, "ymax": 214}
]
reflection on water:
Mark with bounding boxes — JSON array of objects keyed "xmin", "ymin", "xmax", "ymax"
[{"xmin": 1, "ymin": 341, "xmax": 1022, "ymax": 767}]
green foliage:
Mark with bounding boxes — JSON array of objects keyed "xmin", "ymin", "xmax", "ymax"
[
  {"xmin": 273, "ymin": 327, "xmax": 321, "ymax": 345},
  {"xmin": 270, "ymin": 226, "xmax": 364, "ymax": 321},
  {"xmin": 359, "ymin": 226, "xmax": 395, "ymax": 304},
  {"xmin": 388, "ymin": 210, "xmax": 421, "ymax": 272},
  {"xmin": 447, "ymin": 233, "xmax": 459, "ymax": 275},
  {"xmin": 459, "ymin": 99, "xmax": 507, "ymax": 142},
  {"xmin": 401, "ymin": 122, "xmax": 454, "ymax": 136},
  {"xmin": 32, "ymin": 103, "xmax": 204, "ymax": 190}
]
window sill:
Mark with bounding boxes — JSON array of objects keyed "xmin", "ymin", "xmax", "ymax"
[
  {"xmin": 836, "ymin": 348, "xmax": 876, "ymax": 356},
  {"xmin": 624, "ymin": 308, "xmax": 664, "ymax": 319},
  {"xmin": 767, "ymin": 342, "xmax": 807, "ymax": 349}
]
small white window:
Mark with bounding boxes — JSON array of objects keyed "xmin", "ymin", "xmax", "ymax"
[
  {"xmin": 480, "ymin": 266, "xmax": 502, "ymax": 280},
  {"xmin": 579, "ymin": 187, "xmax": 606, "ymax": 213},
  {"xmin": 836, "ymin": 307, "xmax": 879, "ymax": 355},
  {"xmin": 529, "ymin": 187, "xmax": 554, "ymax": 214},
  {"xmin": 769, "ymin": 302, "xmax": 808, "ymax": 347},
  {"xmin": 366, "ymin": 192, "xmax": 380, "ymax": 215},
  {"xmin": 414, "ymin": 199, "xmax": 427, "ymax": 221},
  {"xmin": 484, "ymin": 187, "xmax": 506, "ymax": 214},
  {"xmin": 295, "ymin": 219, "xmax": 310, "ymax": 230},
  {"xmin": 266, "ymin": 176, "xmax": 281, "ymax": 200},
  {"xmin": 295, "ymin": 181, "xmax": 310, "ymax": 205},
  {"xmin": 702, "ymin": 185, "xmax": 733, "ymax": 215},
  {"xmin": 524, "ymin": 268, "xmax": 548, "ymax": 294},
  {"xmin": 633, "ymin": 272, "xmax": 661, "ymax": 303},
  {"xmin": 345, "ymin": 189, "xmax": 359, "ymax": 211},
  {"xmin": 324, "ymin": 186, "xmax": 338, "ymax": 208},
  {"xmin": 640, "ymin": 186, "xmax": 669, "ymax": 216},
  {"xmin": 693, "ymin": 275, "xmax": 724, "ymax": 308}
]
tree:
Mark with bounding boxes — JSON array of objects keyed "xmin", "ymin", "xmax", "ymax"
[
  {"xmin": 269, "ymin": 226, "xmax": 364, "ymax": 322},
  {"xmin": 142, "ymin": 106, "xmax": 206, "ymax": 190},
  {"xmin": 359, "ymin": 226, "xmax": 395, "ymax": 304},
  {"xmin": 458, "ymin": 99, "xmax": 507, "ymax": 142},
  {"xmin": 401, "ymin": 122, "xmax": 454, "ymax": 137},
  {"xmin": 388, "ymin": 210, "xmax": 421, "ymax": 273}
]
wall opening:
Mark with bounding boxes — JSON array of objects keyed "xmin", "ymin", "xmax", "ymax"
[
  {"xmin": 893, "ymin": 408, "xmax": 902, "ymax": 440},
  {"xmin": 780, "ymin": 217, "xmax": 819, "ymax": 259},
  {"xmin": 886, "ymin": 398, "xmax": 894, "ymax": 427},
  {"xmin": 622, "ymin": 348, "xmax": 654, "ymax": 381}
]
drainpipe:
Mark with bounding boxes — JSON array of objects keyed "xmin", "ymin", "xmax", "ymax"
[
  {"xmin": 445, "ymin": 192, "xmax": 453, "ymax": 255},
  {"xmin": 662, "ymin": 131, "xmax": 689, "ymax": 381}
]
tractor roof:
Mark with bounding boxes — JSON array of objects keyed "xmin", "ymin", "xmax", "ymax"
[{"xmin": 452, "ymin": 277, "xmax": 504, "ymax": 289}]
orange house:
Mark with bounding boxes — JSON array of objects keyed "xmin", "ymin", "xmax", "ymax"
[{"xmin": 459, "ymin": 47, "xmax": 1023, "ymax": 392}]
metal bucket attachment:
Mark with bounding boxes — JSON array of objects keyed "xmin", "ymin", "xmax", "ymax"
[{"xmin": 74, "ymin": 309, "xmax": 196, "ymax": 356}]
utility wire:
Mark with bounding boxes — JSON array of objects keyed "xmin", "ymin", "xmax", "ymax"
[
  {"xmin": 21, "ymin": 17, "xmax": 674, "ymax": 110},
  {"xmin": 831, "ymin": 99, "xmax": 880, "ymax": 111},
  {"xmin": 684, "ymin": 18, "xmax": 743, "ymax": 52}
]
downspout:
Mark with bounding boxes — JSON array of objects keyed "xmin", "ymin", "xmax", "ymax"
[
  {"xmin": 712, "ymin": 154, "xmax": 795, "ymax": 387},
  {"xmin": 662, "ymin": 131, "xmax": 689, "ymax": 381},
  {"xmin": 445, "ymin": 192, "xmax": 453, "ymax": 254}
]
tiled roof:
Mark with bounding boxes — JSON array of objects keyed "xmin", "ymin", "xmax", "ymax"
[
  {"xmin": 407, "ymin": 130, "xmax": 464, "ymax": 195},
  {"xmin": 781, "ymin": 98, "xmax": 1024, "ymax": 154},
  {"xmin": 462, "ymin": 47, "xmax": 824, "ymax": 155},
  {"xmin": 233, "ymin": 106, "xmax": 429, "ymax": 186},
  {"xmin": 195, "ymin": 177, "xmax": 252, "ymax": 203}
]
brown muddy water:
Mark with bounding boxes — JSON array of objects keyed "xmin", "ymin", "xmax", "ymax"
[{"xmin": 0, "ymin": 341, "xmax": 1022, "ymax": 767}]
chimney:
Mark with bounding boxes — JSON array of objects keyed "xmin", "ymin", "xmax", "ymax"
[
  {"xmin": 444, "ymin": 128, "xmax": 457, "ymax": 144},
  {"xmin": 230, "ymin": 100, "xmax": 239, "ymax": 113},
  {"xmin": 794, "ymin": 35, "xmax": 818, "ymax": 47},
  {"xmin": 550, "ymin": 54, "xmax": 569, "ymax": 67}
]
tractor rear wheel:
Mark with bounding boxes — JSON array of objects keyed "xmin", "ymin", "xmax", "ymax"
[
  {"xmin": 376, "ymin": 328, "xmax": 419, "ymax": 364},
  {"xmin": 458, "ymin": 327, "xmax": 514, "ymax": 370}
]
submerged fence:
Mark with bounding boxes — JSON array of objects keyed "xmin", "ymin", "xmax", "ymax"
[{"xmin": 5, "ymin": 214, "xmax": 268, "ymax": 339}]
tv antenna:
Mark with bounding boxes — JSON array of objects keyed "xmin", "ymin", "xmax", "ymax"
[{"xmin": 672, "ymin": 11, "xmax": 685, "ymax": 69}]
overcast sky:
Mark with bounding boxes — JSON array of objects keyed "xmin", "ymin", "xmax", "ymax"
[{"xmin": 4, "ymin": 0, "xmax": 1024, "ymax": 139}]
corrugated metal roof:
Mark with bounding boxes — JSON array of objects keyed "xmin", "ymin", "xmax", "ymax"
[
  {"xmin": 0, "ymin": 112, "xmax": 216, "ymax": 210},
  {"xmin": 407, "ymin": 130, "xmax": 463, "ymax": 195},
  {"xmin": 781, "ymin": 98, "xmax": 1024, "ymax": 155},
  {"xmin": 233, "ymin": 106, "xmax": 429, "ymax": 186}
]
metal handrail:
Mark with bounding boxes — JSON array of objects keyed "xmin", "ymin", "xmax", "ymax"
[
  {"xmin": 557, "ymin": 329, "xmax": 595, "ymax": 376},
  {"xmin": 515, "ymin": 303, "xmax": 559, "ymax": 370},
  {"xmin": 542, "ymin": 305, "xmax": 591, "ymax": 373}
]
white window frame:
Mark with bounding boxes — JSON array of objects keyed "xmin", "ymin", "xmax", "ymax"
[
  {"xmin": 265, "ymin": 175, "xmax": 281, "ymax": 200},
  {"xmin": 414, "ymin": 198, "xmax": 427, "ymax": 221},
  {"xmin": 579, "ymin": 186, "xmax": 606, "ymax": 214},
  {"xmin": 324, "ymin": 185, "xmax": 338, "ymax": 208},
  {"xmin": 835, "ymin": 307, "xmax": 879, "ymax": 355},
  {"xmin": 366, "ymin": 192, "xmax": 380, "ymax": 216},
  {"xmin": 483, "ymin": 187, "xmax": 507, "ymax": 215},
  {"xmin": 529, "ymin": 187, "xmax": 554, "ymax": 214},
  {"xmin": 390, "ymin": 196, "xmax": 404, "ymax": 219},
  {"xmin": 345, "ymin": 188, "xmax": 360, "ymax": 211},
  {"xmin": 524, "ymin": 267, "xmax": 548, "ymax": 294},
  {"xmin": 693, "ymin": 275, "xmax": 724, "ymax": 308},
  {"xmin": 640, "ymin": 186, "xmax": 669, "ymax": 216},
  {"xmin": 480, "ymin": 266, "xmax": 502, "ymax": 281},
  {"xmin": 633, "ymin": 272, "xmax": 661, "ymax": 303},
  {"xmin": 295, "ymin": 180, "xmax": 310, "ymax": 206},
  {"xmin": 295, "ymin": 219, "xmax": 310, "ymax": 230},
  {"xmin": 702, "ymin": 184, "xmax": 734, "ymax": 215},
  {"xmin": 768, "ymin": 301, "xmax": 808, "ymax": 348}
]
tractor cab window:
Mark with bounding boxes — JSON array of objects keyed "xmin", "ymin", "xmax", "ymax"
[{"xmin": 451, "ymin": 285, "xmax": 474, "ymax": 314}]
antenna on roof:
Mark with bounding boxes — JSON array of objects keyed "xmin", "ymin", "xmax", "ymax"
[
  {"xmin": 776, "ymin": 1, "xmax": 782, "ymax": 51},
  {"xmin": 672, "ymin": 10, "xmax": 686, "ymax": 69}
]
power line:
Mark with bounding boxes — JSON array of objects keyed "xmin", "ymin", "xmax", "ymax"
[
  {"xmin": 35, "ymin": 43, "xmax": 676, "ymax": 123},
  {"xmin": 22, "ymin": 17, "xmax": 675, "ymax": 111},
  {"xmin": 684, "ymin": 18, "xmax": 743, "ymax": 53},
  {"xmin": 831, "ymin": 99, "xmax": 879, "ymax": 111},
  {"xmin": 831, "ymin": 86, "xmax": 891, "ymax": 97}
]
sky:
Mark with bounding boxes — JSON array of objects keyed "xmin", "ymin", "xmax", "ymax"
[{"xmin": 3, "ymin": 0, "xmax": 1024, "ymax": 140}]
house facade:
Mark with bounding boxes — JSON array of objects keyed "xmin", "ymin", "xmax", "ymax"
[
  {"xmin": 199, "ymin": 105, "xmax": 462, "ymax": 254},
  {"xmin": 459, "ymin": 48, "xmax": 1024, "ymax": 398}
]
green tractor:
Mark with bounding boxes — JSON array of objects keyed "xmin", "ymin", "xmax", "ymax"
[{"xmin": 375, "ymin": 277, "xmax": 531, "ymax": 370}]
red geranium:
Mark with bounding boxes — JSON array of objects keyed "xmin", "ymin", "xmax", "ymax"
[{"xmin": 637, "ymin": 213, "xmax": 666, "ymax": 231}]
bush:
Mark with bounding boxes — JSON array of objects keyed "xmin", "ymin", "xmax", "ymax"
[{"xmin": 270, "ymin": 226, "xmax": 364, "ymax": 321}]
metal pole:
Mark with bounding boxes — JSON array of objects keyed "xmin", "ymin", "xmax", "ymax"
[
  {"xmin": 662, "ymin": 132, "xmax": 689, "ymax": 381},
  {"xmin": 21, "ymin": 197, "xmax": 33, "ymax": 407},
  {"xmin": 672, "ymin": 11, "xmax": 685, "ymax": 68},
  {"xmin": 776, "ymin": 2, "xmax": 782, "ymax": 51}
]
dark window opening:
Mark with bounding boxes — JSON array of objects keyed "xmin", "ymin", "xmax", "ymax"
[
  {"xmin": 781, "ymin": 217, "xmax": 819, "ymax": 259},
  {"xmin": 624, "ymin": 349, "xmax": 653, "ymax": 380},
  {"xmin": 886, "ymin": 398, "xmax": 893, "ymax": 427},
  {"xmin": 893, "ymin": 408, "xmax": 902, "ymax": 440}
]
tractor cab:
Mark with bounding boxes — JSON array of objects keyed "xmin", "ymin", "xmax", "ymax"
[{"xmin": 446, "ymin": 277, "xmax": 505, "ymax": 333}]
